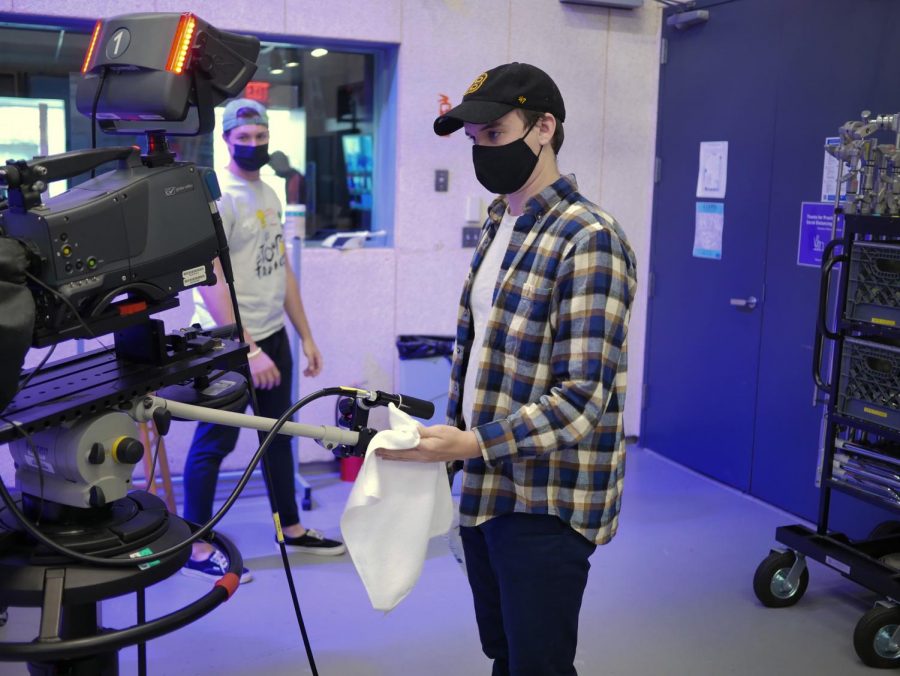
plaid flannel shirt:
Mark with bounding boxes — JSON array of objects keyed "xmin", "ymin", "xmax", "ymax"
[{"xmin": 448, "ymin": 174, "xmax": 637, "ymax": 545}]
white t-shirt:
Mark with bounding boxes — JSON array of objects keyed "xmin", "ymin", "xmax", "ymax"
[
  {"xmin": 192, "ymin": 170, "xmax": 287, "ymax": 341},
  {"xmin": 462, "ymin": 208, "xmax": 518, "ymax": 428}
]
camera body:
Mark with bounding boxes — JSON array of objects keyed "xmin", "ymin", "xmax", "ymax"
[{"xmin": 1, "ymin": 159, "xmax": 220, "ymax": 345}]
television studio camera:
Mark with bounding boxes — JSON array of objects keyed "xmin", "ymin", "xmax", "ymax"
[{"xmin": 0, "ymin": 12, "xmax": 433, "ymax": 676}]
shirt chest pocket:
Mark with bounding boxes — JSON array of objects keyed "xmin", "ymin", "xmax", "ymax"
[{"xmin": 506, "ymin": 284, "xmax": 553, "ymax": 349}]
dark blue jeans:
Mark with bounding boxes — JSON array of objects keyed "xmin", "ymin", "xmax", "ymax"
[
  {"xmin": 183, "ymin": 328, "xmax": 300, "ymax": 528},
  {"xmin": 460, "ymin": 513, "xmax": 596, "ymax": 676}
]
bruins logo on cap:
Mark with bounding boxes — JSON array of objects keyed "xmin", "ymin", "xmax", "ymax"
[
  {"xmin": 517, "ymin": 96, "xmax": 527, "ymax": 104},
  {"xmin": 466, "ymin": 72, "xmax": 488, "ymax": 94}
]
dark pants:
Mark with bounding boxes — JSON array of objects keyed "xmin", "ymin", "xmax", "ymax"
[
  {"xmin": 183, "ymin": 328, "xmax": 300, "ymax": 528},
  {"xmin": 460, "ymin": 513, "xmax": 596, "ymax": 676}
]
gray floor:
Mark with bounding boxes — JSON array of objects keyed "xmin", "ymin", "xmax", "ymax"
[{"xmin": 0, "ymin": 447, "xmax": 888, "ymax": 675}]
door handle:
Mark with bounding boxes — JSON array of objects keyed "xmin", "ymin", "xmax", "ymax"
[{"xmin": 729, "ymin": 296, "xmax": 758, "ymax": 310}]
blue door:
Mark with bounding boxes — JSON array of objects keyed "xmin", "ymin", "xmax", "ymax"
[
  {"xmin": 644, "ymin": 0, "xmax": 900, "ymax": 529},
  {"xmin": 642, "ymin": 0, "xmax": 783, "ymax": 491}
]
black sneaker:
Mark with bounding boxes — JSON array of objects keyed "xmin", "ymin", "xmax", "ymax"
[
  {"xmin": 281, "ymin": 528, "xmax": 346, "ymax": 556},
  {"xmin": 182, "ymin": 548, "xmax": 253, "ymax": 583}
]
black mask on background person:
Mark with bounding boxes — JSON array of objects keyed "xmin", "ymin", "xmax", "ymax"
[
  {"xmin": 232, "ymin": 143, "xmax": 270, "ymax": 171},
  {"xmin": 472, "ymin": 125, "xmax": 542, "ymax": 194}
]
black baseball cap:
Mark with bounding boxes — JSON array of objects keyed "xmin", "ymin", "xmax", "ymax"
[{"xmin": 434, "ymin": 62, "xmax": 566, "ymax": 136}]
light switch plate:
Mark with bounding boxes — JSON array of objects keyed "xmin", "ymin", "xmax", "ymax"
[
  {"xmin": 462, "ymin": 226, "xmax": 480, "ymax": 248},
  {"xmin": 435, "ymin": 169, "xmax": 449, "ymax": 192}
]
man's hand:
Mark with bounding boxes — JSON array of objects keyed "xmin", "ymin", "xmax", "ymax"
[
  {"xmin": 249, "ymin": 350, "xmax": 281, "ymax": 390},
  {"xmin": 375, "ymin": 425, "xmax": 482, "ymax": 463},
  {"xmin": 302, "ymin": 339, "xmax": 323, "ymax": 377}
]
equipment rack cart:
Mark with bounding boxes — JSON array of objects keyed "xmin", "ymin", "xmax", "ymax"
[{"xmin": 754, "ymin": 212, "xmax": 900, "ymax": 669}]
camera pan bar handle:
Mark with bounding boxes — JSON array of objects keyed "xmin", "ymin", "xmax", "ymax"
[
  {"xmin": 362, "ymin": 390, "xmax": 435, "ymax": 421},
  {"xmin": 137, "ymin": 396, "xmax": 360, "ymax": 451}
]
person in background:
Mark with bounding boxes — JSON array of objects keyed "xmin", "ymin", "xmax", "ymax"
[
  {"xmin": 268, "ymin": 150, "xmax": 307, "ymax": 206},
  {"xmin": 183, "ymin": 99, "xmax": 345, "ymax": 583},
  {"xmin": 377, "ymin": 63, "xmax": 637, "ymax": 675}
]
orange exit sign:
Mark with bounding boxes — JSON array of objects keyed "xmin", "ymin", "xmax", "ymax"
[{"xmin": 245, "ymin": 81, "xmax": 270, "ymax": 105}]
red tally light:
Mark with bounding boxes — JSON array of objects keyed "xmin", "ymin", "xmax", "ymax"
[
  {"xmin": 166, "ymin": 13, "xmax": 197, "ymax": 75},
  {"xmin": 118, "ymin": 301, "xmax": 148, "ymax": 316},
  {"xmin": 81, "ymin": 20, "xmax": 102, "ymax": 74}
]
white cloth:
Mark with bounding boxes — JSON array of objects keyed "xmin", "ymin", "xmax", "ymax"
[
  {"xmin": 192, "ymin": 170, "xmax": 287, "ymax": 341},
  {"xmin": 340, "ymin": 404, "xmax": 454, "ymax": 611},
  {"xmin": 462, "ymin": 208, "xmax": 518, "ymax": 426}
]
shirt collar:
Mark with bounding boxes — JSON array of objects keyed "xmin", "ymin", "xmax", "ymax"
[{"xmin": 486, "ymin": 174, "xmax": 579, "ymax": 224}]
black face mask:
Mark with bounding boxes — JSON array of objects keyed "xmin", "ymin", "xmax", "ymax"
[
  {"xmin": 232, "ymin": 143, "xmax": 270, "ymax": 171},
  {"xmin": 472, "ymin": 125, "xmax": 542, "ymax": 195}
]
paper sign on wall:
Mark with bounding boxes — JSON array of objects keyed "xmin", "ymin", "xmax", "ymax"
[
  {"xmin": 696, "ymin": 141, "xmax": 728, "ymax": 199},
  {"xmin": 821, "ymin": 136, "xmax": 849, "ymax": 203},
  {"xmin": 797, "ymin": 201, "xmax": 844, "ymax": 268},
  {"xmin": 693, "ymin": 202, "xmax": 724, "ymax": 260}
]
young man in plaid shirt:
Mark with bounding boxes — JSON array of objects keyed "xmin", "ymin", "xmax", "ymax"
[{"xmin": 378, "ymin": 63, "xmax": 637, "ymax": 675}]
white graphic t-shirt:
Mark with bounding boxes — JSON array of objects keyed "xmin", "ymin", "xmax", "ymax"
[{"xmin": 192, "ymin": 170, "xmax": 287, "ymax": 341}]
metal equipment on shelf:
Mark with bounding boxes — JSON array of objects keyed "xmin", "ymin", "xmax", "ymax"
[{"xmin": 754, "ymin": 111, "xmax": 900, "ymax": 670}]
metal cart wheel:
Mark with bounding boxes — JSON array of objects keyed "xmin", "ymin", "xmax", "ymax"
[
  {"xmin": 854, "ymin": 604, "xmax": 900, "ymax": 669},
  {"xmin": 753, "ymin": 550, "xmax": 809, "ymax": 608}
]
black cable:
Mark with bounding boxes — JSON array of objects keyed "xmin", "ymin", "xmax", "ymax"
[
  {"xmin": 13, "ymin": 343, "xmax": 57, "ymax": 401},
  {"xmin": 11, "ymin": 271, "xmax": 106, "ymax": 403},
  {"xmin": 137, "ymin": 588, "xmax": 147, "ymax": 676},
  {"xmin": 0, "ymin": 387, "xmax": 345, "ymax": 568},
  {"xmin": 214, "ymin": 203, "xmax": 319, "ymax": 673},
  {"xmin": 23, "ymin": 272, "xmax": 108, "ymax": 350},
  {"xmin": 9, "ymin": 242, "xmax": 108, "ymax": 408},
  {"xmin": 231, "ymin": 374, "xmax": 321, "ymax": 676},
  {"xmin": 146, "ymin": 430, "xmax": 163, "ymax": 491}
]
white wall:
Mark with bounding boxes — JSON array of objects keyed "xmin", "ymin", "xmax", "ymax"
[{"xmin": 2, "ymin": 0, "xmax": 661, "ymax": 474}]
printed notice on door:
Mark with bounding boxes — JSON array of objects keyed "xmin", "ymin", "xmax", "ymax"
[
  {"xmin": 693, "ymin": 202, "xmax": 724, "ymax": 260},
  {"xmin": 797, "ymin": 202, "xmax": 844, "ymax": 267},
  {"xmin": 696, "ymin": 141, "xmax": 728, "ymax": 199}
]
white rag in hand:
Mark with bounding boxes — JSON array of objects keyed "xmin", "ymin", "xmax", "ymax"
[{"xmin": 340, "ymin": 404, "xmax": 454, "ymax": 611}]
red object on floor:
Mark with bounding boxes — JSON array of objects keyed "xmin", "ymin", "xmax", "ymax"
[{"xmin": 340, "ymin": 456, "xmax": 364, "ymax": 482}]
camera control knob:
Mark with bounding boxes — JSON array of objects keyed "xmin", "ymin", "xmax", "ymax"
[
  {"xmin": 88, "ymin": 442, "xmax": 106, "ymax": 464},
  {"xmin": 112, "ymin": 437, "xmax": 144, "ymax": 465},
  {"xmin": 89, "ymin": 486, "xmax": 106, "ymax": 508}
]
